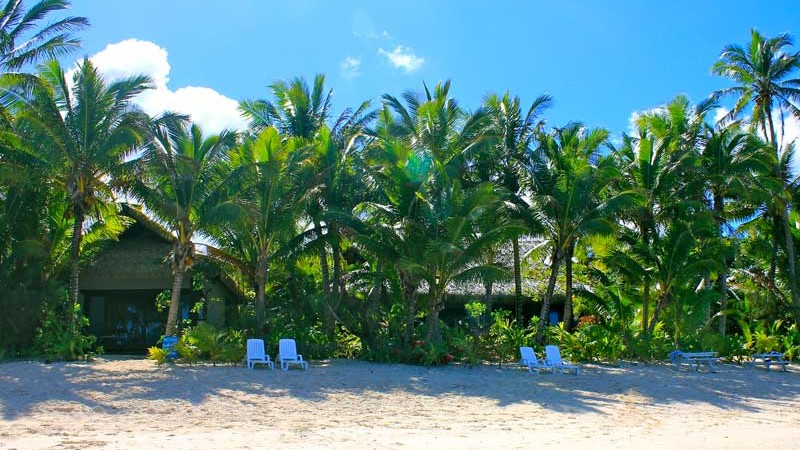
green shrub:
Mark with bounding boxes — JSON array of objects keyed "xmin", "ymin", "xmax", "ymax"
[
  {"xmin": 488, "ymin": 310, "xmax": 534, "ymax": 365},
  {"xmin": 551, "ymin": 323, "xmax": 626, "ymax": 363},
  {"xmin": 174, "ymin": 335, "xmax": 202, "ymax": 365},
  {"xmin": 147, "ymin": 346, "xmax": 171, "ymax": 365},
  {"xmin": 182, "ymin": 322, "xmax": 223, "ymax": 364},
  {"xmin": 411, "ymin": 340, "xmax": 451, "ymax": 366},
  {"xmin": 445, "ymin": 324, "xmax": 483, "ymax": 366},
  {"xmin": 33, "ymin": 303, "xmax": 100, "ymax": 361},
  {"xmin": 218, "ymin": 329, "xmax": 246, "ymax": 364}
]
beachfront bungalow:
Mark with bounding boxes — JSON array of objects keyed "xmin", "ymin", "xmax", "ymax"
[{"xmin": 79, "ymin": 207, "xmax": 240, "ymax": 353}]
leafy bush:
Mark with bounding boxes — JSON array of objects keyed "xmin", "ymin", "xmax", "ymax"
[
  {"xmin": 33, "ymin": 303, "xmax": 100, "ymax": 361},
  {"xmin": 488, "ymin": 310, "xmax": 534, "ymax": 365},
  {"xmin": 410, "ymin": 339, "xmax": 452, "ymax": 366},
  {"xmin": 182, "ymin": 322, "xmax": 223, "ymax": 364},
  {"xmin": 175, "ymin": 335, "xmax": 202, "ymax": 365},
  {"xmin": 550, "ymin": 322, "xmax": 626, "ymax": 363},
  {"xmin": 445, "ymin": 324, "xmax": 483, "ymax": 366},
  {"xmin": 147, "ymin": 346, "xmax": 171, "ymax": 365}
]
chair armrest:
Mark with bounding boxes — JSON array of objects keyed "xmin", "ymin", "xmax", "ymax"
[{"xmin": 297, "ymin": 354, "xmax": 304, "ymax": 361}]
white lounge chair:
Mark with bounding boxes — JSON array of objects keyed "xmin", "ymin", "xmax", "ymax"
[
  {"xmin": 277, "ymin": 338, "xmax": 308, "ymax": 371},
  {"xmin": 520, "ymin": 346, "xmax": 555, "ymax": 374},
  {"xmin": 246, "ymin": 338, "xmax": 274, "ymax": 370},
  {"xmin": 544, "ymin": 345, "xmax": 580, "ymax": 375}
]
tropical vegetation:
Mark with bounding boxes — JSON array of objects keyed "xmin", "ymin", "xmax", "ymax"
[{"xmin": 2, "ymin": 1, "xmax": 800, "ymax": 365}]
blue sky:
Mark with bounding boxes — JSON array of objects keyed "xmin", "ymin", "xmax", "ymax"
[{"xmin": 68, "ymin": 1, "xmax": 800, "ymax": 138}]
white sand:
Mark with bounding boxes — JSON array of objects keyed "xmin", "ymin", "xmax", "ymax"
[{"xmin": 1, "ymin": 358, "xmax": 798, "ymax": 449}]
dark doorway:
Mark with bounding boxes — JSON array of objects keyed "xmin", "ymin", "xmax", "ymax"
[{"xmin": 84, "ymin": 290, "xmax": 167, "ymax": 353}]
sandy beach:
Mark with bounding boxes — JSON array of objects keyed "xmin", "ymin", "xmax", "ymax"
[{"xmin": 0, "ymin": 358, "xmax": 798, "ymax": 449}]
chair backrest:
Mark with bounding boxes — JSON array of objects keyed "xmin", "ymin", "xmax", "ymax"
[
  {"xmin": 247, "ymin": 338, "xmax": 266, "ymax": 359},
  {"xmin": 279, "ymin": 338, "xmax": 298, "ymax": 360},
  {"xmin": 545, "ymin": 345, "xmax": 563, "ymax": 365},
  {"xmin": 520, "ymin": 346, "xmax": 537, "ymax": 363}
]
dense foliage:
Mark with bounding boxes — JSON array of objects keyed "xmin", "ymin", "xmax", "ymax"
[{"xmin": 1, "ymin": 1, "xmax": 800, "ymax": 365}]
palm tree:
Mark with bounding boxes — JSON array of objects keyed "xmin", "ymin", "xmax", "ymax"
[
  {"xmin": 712, "ymin": 30, "xmax": 800, "ymax": 310},
  {"xmin": 208, "ymin": 126, "xmax": 314, "ymax": 328},
  {"xmin": 0, "ymin": 59, "xmax": 151, "ymax": 318},
  {"xmin": 241, "ymin": 75, "xmax": 372, "ymax": 336},
  {"xmin": 240, "ymin": 73, "xmax": 332, "ymax": 140},
  {"xmin": 0, "ymin": 0, "xmax": 88, "ymax": 71},
  {"xmin": 380, "ymin": 81, "xmax": 509, "ymax": 342},
  {"xmin": 524, "ymin": 123, "xmax": 624, "ymax": 339},
  {"xmin": 699, "ymin": 123, "xmax": 770, "ymax": 334},
  {"xmin": 127, "ymin": 122, "xmax": 240, "ymax": 336},
  {"xmin": 481, "ymin": 92, "xmax": 551, "ymax": 317},
  {"xmin": 611, "ymin": 96, "xmax": 710, "ymax": 334}
]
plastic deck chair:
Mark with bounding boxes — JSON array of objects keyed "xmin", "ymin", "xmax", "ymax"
[
  {"xmin": 520, "ymin": 346, "xmax": 555, "ymax": 374},
  {"xmin": 277, "ymin": 338, "xmax": 308, "ymax": 371},
  {"xmin": 246, "ymin": 338, "xmax": 274, "ymax": 370},
  {"xmin": 544, "ymin": 345, "xmax": 580, "ymax": 375}
]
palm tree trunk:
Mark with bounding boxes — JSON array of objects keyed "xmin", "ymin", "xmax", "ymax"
[
  {"xmin": 769, "ymin": 216, "xmax": 779, "ymax": 286},
  {"xmin": 332, "ymin": 234, "xmax": 344, "ymax": 297},
  {"xmin": 642, "ymin": 277, "xmax": 650, "ymax": 335},
  {"xmin": 641, "ymin": 224, "xmax": 650, "ymax": 335},
  {"xmin": 714, "ymin": 194, "xmax": 727, "ymax": 336},
  {"xmin": 364, "ymin": 263, "xmax": 383, "ymax": 351},
  {"xmin": 165, "ymin": 269, "xmax": 184, "ymax": 336},
  {"xmin": 255, "ymin": 255, "xmax": 268, "ymax": 330},
  {"xmin": 314, "ymin": 219, "xmax": 334, "ymax": 338},
  {"xmin": 67, "ymin": 206, "xmax": 85, "ymax": 324},
  {"xmin": 425, "ymin": 287, "xmax": 445, "ymax": 344},
  {"xmin": 782, "ymin": 213, "xmax": 800, "ymax": 324},
  {"xmin": 315, "ymin": 220, "xmax": 330, "ymax": 294},
  {"xmin": 563, "ymin": 244, "xmax": 574, "ymax": 331},
  {"xmin": 401, "ymin": 274, "xmax": 418, "ymax": 347},
  {"xmin": 512, "ymin": 236, "xmax": 522, "ymax": 321},
  {"xmin": 648, "ymin": 292, "xmax": 669, "ymax": 335},
  {"xmin": 535, "ymin": 249, "xmax": 561, "ymax": 343},
  {"xmin": 484, "ymin": 280, "xmax": 494, "ymax": 311}
]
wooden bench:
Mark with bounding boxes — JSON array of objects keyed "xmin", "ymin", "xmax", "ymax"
[
  {"xmin": 749, "ymin": 352, "xmax": 790, "ymax": 372},
  {"xmin": 670, "ymin": 351, "xmax": 720, "ymax": 372}
]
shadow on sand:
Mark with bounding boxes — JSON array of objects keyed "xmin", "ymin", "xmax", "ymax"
[{"xmin": 1, "ymin": 357, "xmax": 798, "ymax": 420}]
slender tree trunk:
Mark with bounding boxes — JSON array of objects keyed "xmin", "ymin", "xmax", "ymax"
[
  {"xmin": 535, "ymin": 249, "xmax": 561, "ymax": 343},
  {"xmin": 641, "ymin": 224, "xmax": 650, "ymax": 335},
  {"xmin": 315, "ymin": 220, "xmax": 330, "ymax": 294},
  {"xmin": 401, "ymin": 274, "xmax": 418, "ymax": 347},
  {"xmin": 782, "ymin": 213, "xmax": 800, "ymax": 324},
  {"xmin": 714, "ymin": 195, "xmax": 727, "ymax": 336},
  {"xmin": 314, "ymin": 219, "xmax": 335, "ymax": 338},
  {"xmin": 563, "ymin": 244, "xmax": 574, "ymax": 331},
  {"xmin": 769, "ymin": 216, "xmax": 779, "ymax": 286},
  {"xmin": 165, "ymin": 269, "xmax": 184, "ymax": 336},
  {"xmin": 648, "ymin": 292, "xmax": 669, "ymax": 335},
  {"xmin": 364, "ymin": 263, "xmax": 383, "ymax": 351},
  {"xmin": 332, "ymin": 233, "xmax": 344, "ymax": 296},
  {"xmin": 67, "ymin": 206, "xmax": 85, "ymax": 324},
  {"xmin": 425, "ymin": 288, "xmax": 445, "ymax": 344},
  {"xmin": 255, "ymin": 254, "xmax": 268, "ymax": 330},
  {"xmin": 512, "ymin": 236, "xmax": 522, "ymax": 321},
  {"xmin": 483, "ymin": 281, "xmax": 494, "ymax": 311},
  {"xmin": 642, "ymin": 277, "xmax": 650, "ymax": 335}
]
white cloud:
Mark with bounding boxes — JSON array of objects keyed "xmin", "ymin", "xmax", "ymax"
[
  {"xmin": 73, "ymin": 39, "xmax": 247, "ymax": 133},
  {"xmin": 378, "ymin": 45, "xmax": 425, "ymax": 73},
  {"xmin": 627, "ymin": 107, "xmax": 662, "ymax": 136},
  {"xmin": 713, "ymin": 107, "xmax": 729, "ymax": 124},
  {"xmin": 340, "ymin": 55, "xmax": 361, "ymax": 78},
  {"xmin": 352, "ymin": 9, "xmax": 392, "ymax": 40}
]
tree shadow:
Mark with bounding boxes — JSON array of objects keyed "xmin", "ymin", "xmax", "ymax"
[{"xmin": 1, "ymin": 358, "xmax": 798, "ymax": 421}]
